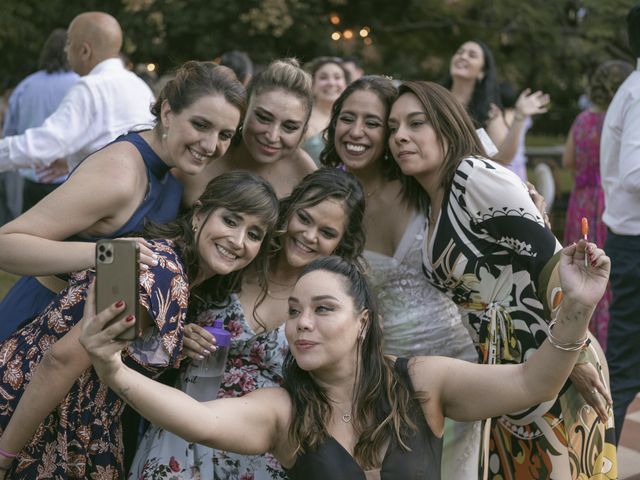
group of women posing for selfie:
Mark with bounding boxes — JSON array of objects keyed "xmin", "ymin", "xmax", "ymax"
[{"xmin": 0, "ymin": 42, "xmax": 616, "ymax": 480}]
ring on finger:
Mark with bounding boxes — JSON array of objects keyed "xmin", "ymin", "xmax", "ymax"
[{"xmin": 590, "ymin": 388, "xmax": 598, "ymax": 397}]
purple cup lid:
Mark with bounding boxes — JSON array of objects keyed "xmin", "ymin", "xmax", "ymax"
[{"xmin": 203, "ymin": 319, "xmax": 231, "ymax": 347}]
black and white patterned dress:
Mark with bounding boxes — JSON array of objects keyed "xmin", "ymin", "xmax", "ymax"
[{"xmin": 421, "ymin": 157, "xmax": 616, "ymax": 479}]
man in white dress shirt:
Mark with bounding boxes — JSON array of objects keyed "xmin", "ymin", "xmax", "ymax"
[
  {"xmin": 600, "ymin": 2, "xmax": 640, "ymax": 444},
  {"xmin": 0, "ymin": 11, "xmax": 154, "ymax": 173}
]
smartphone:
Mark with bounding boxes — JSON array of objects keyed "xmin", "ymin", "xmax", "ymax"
[{"xmin": 95, "ymin": 239, "xmax": 140, "ymax": 341}]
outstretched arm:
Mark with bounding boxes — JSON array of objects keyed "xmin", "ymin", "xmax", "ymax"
[
  {"xmin": 0, "ymin": 147, "xmax": 156, "ymax": 276},
  {"xmin": 79, "ymin": 286, "xmax": 292, "ymax": 463},
  {"xmin": 412, "ymin": 240, "xmax": 610, "ymax": 424}
]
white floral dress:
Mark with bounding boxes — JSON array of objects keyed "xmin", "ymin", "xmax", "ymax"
[{"xmin": 129, "ymin": 294, "xmax": 289, "ymax": 480}]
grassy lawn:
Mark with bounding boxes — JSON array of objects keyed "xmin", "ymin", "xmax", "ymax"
[{"xmin": 0, "ymin": 271, "xmax": 18, "ymax": 299}]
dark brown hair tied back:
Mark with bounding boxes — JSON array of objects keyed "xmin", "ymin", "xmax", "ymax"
[{"xmin": 151, "ymin": 61, "xmax": 247, "ymax": 121}]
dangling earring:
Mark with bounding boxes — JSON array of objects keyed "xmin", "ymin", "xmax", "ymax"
[
  {"xmin": 192, "ymin": 224, "xmax": 198, "ymax": 234},
  {"xmin": 162, "ymin": 131, "xmax": 168, "ymax": 140}
]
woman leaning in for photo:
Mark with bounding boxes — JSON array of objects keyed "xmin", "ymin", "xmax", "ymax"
[
  {"xmin": 0, "ymin": 61, "xmax": 246, "ymax": 341},
  {"xmin": 80, "ymin": 239, "xmax": 608, "ymax": 479},
  {"xmin": 320, "ymin": 75, "xmax": 480, "ymax": 479},
  {"xmin": 179, "ymin": 58, "xmax": 317, "ymax": 205},
  {"xmin": 0, "ymin": 172, "xmax": 279, "ymax": 479},
  {"xmin": 389, "ymin": 80, "xmax": 616, "ymax": 479},
  {"xmin": 129, "ymin": 168, "xmax": 365, "ymax": 479}
]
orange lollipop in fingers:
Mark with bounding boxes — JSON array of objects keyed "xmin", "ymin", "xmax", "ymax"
[{"xmin": 581, "ymin": 217, "xmax": 589, "ymax": 266}]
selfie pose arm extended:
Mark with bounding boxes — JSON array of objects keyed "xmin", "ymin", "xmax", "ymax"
[
  {"xmin": 413, "ymin": 241, "xmax": 610, "ymax": 424},
  {"xmin": 79, "ymin": 288, "xmax": 291, "ymax": 460}
]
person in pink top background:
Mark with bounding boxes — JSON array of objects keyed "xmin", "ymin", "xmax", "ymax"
[{"xmin": 562, "ymin": 59, "xmax": 633, "ymax": 348}]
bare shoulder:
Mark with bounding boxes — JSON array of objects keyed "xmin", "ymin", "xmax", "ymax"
[
  {"xmin": 292, "ymin": 149, "xmax": 318, "ymax": 175},
  {"xmin": 245, "ymin": 387, "xmax": 293, "ymax": 445},
  {"xmin": 245, "ymin": 386, "xmax": 292, "ymax": 415},
  {"xmin": 73, "ymin": 142, "xmax": 147, "ymax": 193},
  {"xmin": 245, "ymin": 387, "xmax": 297, "ymax": 465},
  {"xmin": 406, "ymin": 356, "xmax": 448, "ymax": 437}
]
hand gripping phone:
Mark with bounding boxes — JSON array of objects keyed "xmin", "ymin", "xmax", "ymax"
[{"xmin": 95, "ymin": 239, "xmax": 141, "ymax": 341}]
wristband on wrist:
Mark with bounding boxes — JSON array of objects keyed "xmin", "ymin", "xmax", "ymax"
[
  {"xmin": 546, "ymin": 319, "xmax": 590, "ymax": 352},
  {"xmin": 0, "ymin": 448, "xmax": 16, "ymax": 460}
]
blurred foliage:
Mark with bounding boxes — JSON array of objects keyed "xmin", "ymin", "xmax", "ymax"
[{"xmin": 0, "ymin": 0, "xmax": 634, "ymax": 135}]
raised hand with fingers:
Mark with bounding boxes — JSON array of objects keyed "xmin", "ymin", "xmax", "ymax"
[
  {"xmin": 558, "ymin": 240, "xmax": 610, "ymax": 308},
  {"xmin": 515, "ymin": 88, "xmax": 551, "ymax": 120},
  {"xmin": 118, "ymin": 237, "xmax": 158, "ymax": 270}
]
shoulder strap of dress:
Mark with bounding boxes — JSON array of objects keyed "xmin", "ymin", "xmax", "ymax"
[{"xmin": 116, "ymin": 131, "xmax": 169, "ymax": 177}]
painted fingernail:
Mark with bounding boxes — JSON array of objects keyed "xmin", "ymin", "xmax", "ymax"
[
  {"xmin": 126, "ymin": 315, "xmax": 135, "ymax": 323},
  {"xmin": 196, "ymin": 354, "xmax": 204, "ymax": 360},
  {"xmin": 115, "ymin": 300, "xmax": 124, "ymax": 308},
  {"xmin": 202, "ymin": 349, "xmax": 211, "ymax": 356}
]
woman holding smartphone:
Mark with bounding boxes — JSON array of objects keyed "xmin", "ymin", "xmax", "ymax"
[
  {"xmin": 0, "ymin": 172, "xmax": 279, "ymax": 479},
  {"xmin": 78, "ymin": 245, "xmax": 607, "ymax": 479},
  {"xmin": 0, "ymin": 61, "xmax": 245, "ymax": 341},
  {"xmin": 130, "ymin": 168, "xmax": 365, "ymax": 479}
]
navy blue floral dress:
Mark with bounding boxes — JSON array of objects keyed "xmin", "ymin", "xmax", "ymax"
[{"xmin": 0, "ymin": 240, "xmax": 188, "ymax": 479}]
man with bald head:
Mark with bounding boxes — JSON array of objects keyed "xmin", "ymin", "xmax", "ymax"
[{"xmin": 0, "ymin": 12, "xmax": 154, "ymax": 173}]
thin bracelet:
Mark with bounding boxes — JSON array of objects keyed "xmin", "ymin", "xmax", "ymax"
[
  {"xmin": 547, "ymin": 320, "xmax": 590, "ymax": 352},
  {"xmin": 0, "ymin": 448, "xmax": 16, "ymax": 459}
]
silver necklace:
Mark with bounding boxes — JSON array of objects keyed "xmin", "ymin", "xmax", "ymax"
[{"xmin": 341, "ymin": 411, "xmax": 352, "ymax": 423}]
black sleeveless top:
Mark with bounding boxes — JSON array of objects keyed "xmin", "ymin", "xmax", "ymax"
[{"xmin": 285, "ymin": 357, "xmax": 443, "ymax": 480}]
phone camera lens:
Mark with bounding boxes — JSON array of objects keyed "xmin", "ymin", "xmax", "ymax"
[
  {"xmin": 98, "ymin": 245, "xmax": 106, "ymax": 253},
  {"xmin": 98, "ymin": 254, "xmax": 106, "ymax": 262},
  {"xmin": 106, "ymin": 250, "xmax": 112, "ymax": 258}
]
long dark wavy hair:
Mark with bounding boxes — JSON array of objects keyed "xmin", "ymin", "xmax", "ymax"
[
  {"xmin": 320, "ymin": 75, "xmax": 399, "ymax": 180},
  {"xmin": 276, "ymin": 168, "xmax": 366, "ymax": 268},
  {"xmin": 320, "ymin": 75, "xmax": 428, "ymax": 213},
  {"xmin": 282, "ymin": 256, "xmax": 419, "ymax": 469},
  {"xmin": 395, "ymin": 81, "xmax": 486, "ymax": 209},
  {"xmin": 142, "ymin": 171, "xmax": 278, "ymax": 305},
  {"xmin": 443, "ymin": 39, "xmax": 501, "ymax": 129}
]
